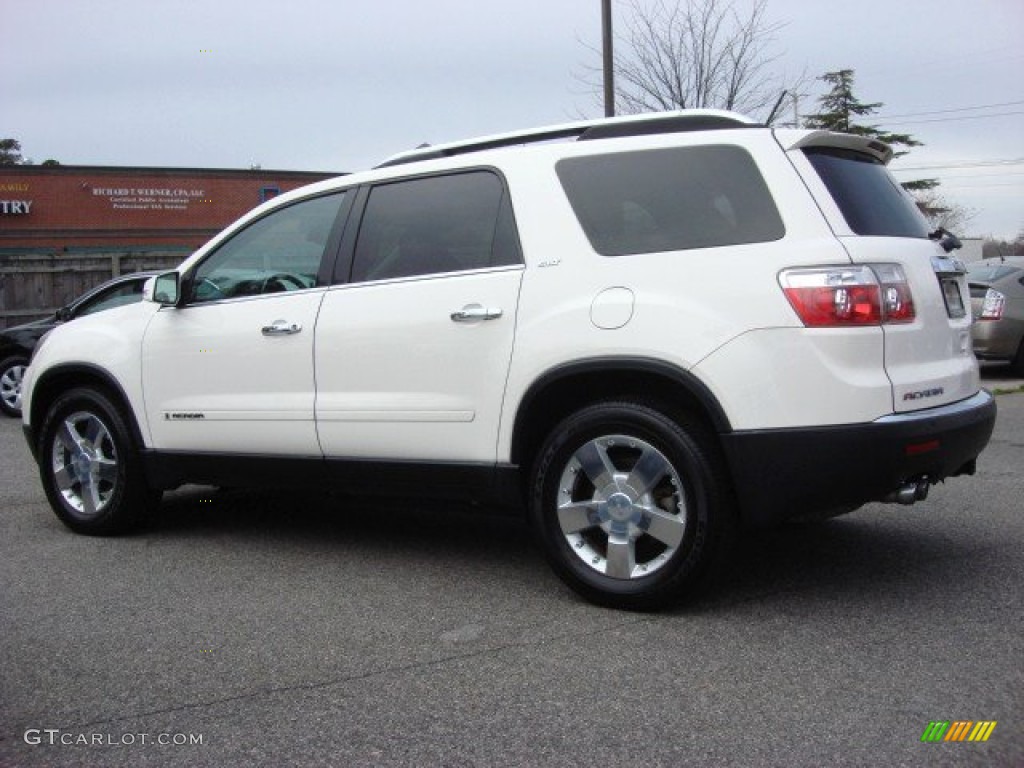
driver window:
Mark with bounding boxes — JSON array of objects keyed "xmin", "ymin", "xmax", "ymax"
[{"xmin": 190, "ymin": 192, "xmax": 345, "ymax": 303}]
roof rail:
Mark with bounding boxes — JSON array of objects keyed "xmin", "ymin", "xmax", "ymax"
[{"xmin": 375, "ymin": 109, "xmax": 759, "ymax": 169}]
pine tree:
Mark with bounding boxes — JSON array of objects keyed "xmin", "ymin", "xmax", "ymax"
[{"xmin": 803, "ymin": 69, "xmax": 937, "ymax": 190}]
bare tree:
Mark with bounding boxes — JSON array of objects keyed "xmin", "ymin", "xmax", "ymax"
[
  {"xmin": 982, "ymin": 229, "xmax": 1024, "ymax": 258},
  {"xmin": 913, "ymin": 189, "xmax": 976, "ymax": 235},
  {"xmin": 589, "ymin": 0, "xmax": 795, "ymax": 119}
]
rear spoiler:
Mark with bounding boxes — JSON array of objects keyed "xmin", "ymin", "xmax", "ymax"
[{"xmin": 773, "ymin": 129, "xmax": 893, "ymax": 164}]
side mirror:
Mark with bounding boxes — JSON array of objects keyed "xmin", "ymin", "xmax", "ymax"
[
  {"xmin": 148, "ymin": 272, "xmax": 181, "ymax": 307},
  {"xmin": 55, "ymin": 306, "xmax": 73, "ymax": 322}
]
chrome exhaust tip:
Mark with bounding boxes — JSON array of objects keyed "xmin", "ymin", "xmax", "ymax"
[
  {"xmin": 884, "ymin": 475, "xmax": 931, "ymax": 505},
  {"xmin": 914, "ymin": 479, "xmax": 930, "ymax": 501}
]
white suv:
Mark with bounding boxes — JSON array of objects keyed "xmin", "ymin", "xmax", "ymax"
[{"xmin": 22, "ymin": 110, "xmax": 996, "ymax": 609}]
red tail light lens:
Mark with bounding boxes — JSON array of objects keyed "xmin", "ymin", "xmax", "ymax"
[
  {"xmin": 780, "ymin": 265, "xmax": 915, "ymax": 327},
  {"xmin": 980, "ymin": 289, "xmax": 1005, "ymax": 320},
  {"xmin": 781, "ymin": 266, "xmax": 881, "ymax": 326}
]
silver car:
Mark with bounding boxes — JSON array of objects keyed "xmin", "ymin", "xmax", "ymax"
[{"xmin": 968, "ymin": 256, "xmax": 1024, "ymax": 374}]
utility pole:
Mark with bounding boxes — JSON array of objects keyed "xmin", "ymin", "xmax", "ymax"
[{"xmin": 602, "ymin": 0, "xmax": 614, "ymax": 117}]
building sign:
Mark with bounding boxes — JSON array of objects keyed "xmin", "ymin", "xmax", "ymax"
[
  {"xmin": 92, "ymin": 186, "xmax": 205, "ymax": 212},
  {"xmin": 0, "ymin": 167, "xmax": 338, "ymax": 249},
  {"xmin": 0, "ymin": 200, "xmax": 32, "ymax": 214}
]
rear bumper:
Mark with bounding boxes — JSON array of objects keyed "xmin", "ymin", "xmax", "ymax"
[
  {"xmin": 721, "ymin": 390, "xmax": 997, "ymax": 526},
  {"xmin": 971, "ymin": 318, "xmax": 1023, "ymax": 360}
]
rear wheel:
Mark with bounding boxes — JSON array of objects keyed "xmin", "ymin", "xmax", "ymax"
[
  {"xmin": 1011, "ymin": 338, "xmax": 1024, "ymax": 376},
  {"xmin": 0, "ymin": 355, "xmax": 28, "ymax": 417},
  {"xmin": 528, "ymin": 401, "xmax": 735, "ymax": 610},
  {"xmin": 38, "ymin": 388, "xmax": 159, "ymax": 534}
]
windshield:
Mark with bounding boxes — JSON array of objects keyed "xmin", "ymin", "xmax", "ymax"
[{"xmin": 804, "ymin": 147, "xmax": 929, "ymax": 238}]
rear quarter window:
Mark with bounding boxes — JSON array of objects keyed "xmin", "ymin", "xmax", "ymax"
[
  {"xmin": 804, "ymin": 147, "xmax": 929, "ymax": 238},
  {"xmin": 556, "ymin": 145, "xmax": 785, "ymax": 256}
]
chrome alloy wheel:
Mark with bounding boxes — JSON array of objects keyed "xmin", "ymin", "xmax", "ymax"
[
  {"xmin": 50, "ymin": 410, "xmax": 119, "ymax": 517},
  {"xmin": 1, "ymin": 362, "xmax": 25, "ymax": 413},
  {"xmin": 556, "ymin": 434, "xmax": 687, "ymax": 580}
]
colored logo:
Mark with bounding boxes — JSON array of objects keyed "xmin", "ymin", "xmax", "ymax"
[{"xmin": 921, "ymin": 721, "xmax": 997, "ymax": 742}]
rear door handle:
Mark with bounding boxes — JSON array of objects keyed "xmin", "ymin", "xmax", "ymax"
[
  {"xmin": 451, "ymin": 304, "xmax": 503, "ymax": 322},
  {"xmin": 261, "ymin": 320, "xmax": 302, "ymax": 336}
]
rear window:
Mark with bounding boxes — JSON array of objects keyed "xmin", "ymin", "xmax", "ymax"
[
  {"xmin": 804, "ymin": 148, "xmax": 929, "ymax": 238},
  {"xmin": 966, "ymin": 261, "xmax": 1021, "ymax": 283},
  {"xmin": 556, "ymin": 145, "xmax": 785, "ymax": 256}
]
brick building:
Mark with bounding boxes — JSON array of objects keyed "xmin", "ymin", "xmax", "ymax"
[{"xmin": 0, "ymin": 164, "xmax": 341, "ymax": 251}]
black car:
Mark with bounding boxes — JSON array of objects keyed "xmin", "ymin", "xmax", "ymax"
[{"xmin": 0, "ymin": 271, "xmax": 157, "ymax": 417}]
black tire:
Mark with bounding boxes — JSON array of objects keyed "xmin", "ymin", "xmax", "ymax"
[
  {"xmin": 528, "ymin": 401, "xmax": 735, "ymax": 611},
  {"xmin": 38, "ymin": 387, "xmax": 159, "ymax": 535},
  {"xmin": 0, "ymin": 355, "xmax": 28, "ymax": 418},
  {"xmin": 1011, "ymin": 339, "xmax": 1024, "ymax": 376}
]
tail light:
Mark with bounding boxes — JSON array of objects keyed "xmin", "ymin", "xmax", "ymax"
[
  {"xmin": 779, "ymin": 265, "xmax": 915, "ymax": 327},
  {"xmin": 873, "ymin": 264, "xmax": 916, "ymax": 322},
  {"xmin": 979, "ymin": 288, "xmax": 1005, "ymax": 320}
]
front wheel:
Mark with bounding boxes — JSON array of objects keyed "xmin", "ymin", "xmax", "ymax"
[
  {"xmin": 529, "ymin": 401, "xmax": 735, "ymax": 610},
  {"xmin": 38, "ymin": 388, "xmax": 159, "ymax": 535}
]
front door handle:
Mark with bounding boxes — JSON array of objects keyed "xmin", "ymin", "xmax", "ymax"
[
  {"xmin": 451, "ymin": 304, "xmax": 503, "ymax": 323},
  {"xmin": 261, "ymin": 320, "xmax": 302, "ymax": 336}
]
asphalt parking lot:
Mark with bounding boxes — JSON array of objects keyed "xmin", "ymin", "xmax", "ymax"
[{"xmin": 1, "ymin": 380, "xmax": 1021, "ymax": 767}]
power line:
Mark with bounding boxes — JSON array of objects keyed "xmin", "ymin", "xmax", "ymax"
[
  {"xmin": 938, "ymin": 172, "xmax": 1024, "ymax": 180},
  {"xmin": 853, "ymin": 45, "xmax": 1024, "ymax": 83},
  {"xmin": 876, "ymin": 110, "xmax": 1024, "ymax": 126},
  {"xmin": 938, "ymin": 181, "xmax": 1024, "ymax": 189},
  {"xmin": 875, "ymin": 99, "xmax": 1024, "ymax": 120},
  {"xmin": 891, "ymin": 158, "xmax": 1024, "ymax": 172}
]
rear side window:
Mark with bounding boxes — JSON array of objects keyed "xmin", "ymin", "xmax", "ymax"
[
  {"xmin": 804, "ymin": 148, "xmax": 929, "ymax": 238},
  {"xmin": 556, "ymin": 145, "xmax": 784, "ymax": 256},
  {"xmin": 351, "ymin": 171, "xmax": 521, "ymax": 282}
]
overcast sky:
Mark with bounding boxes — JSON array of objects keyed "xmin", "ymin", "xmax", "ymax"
[{"xmin": 3, "ymin": 0, "xmax": 1022, "ymax": 239}]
